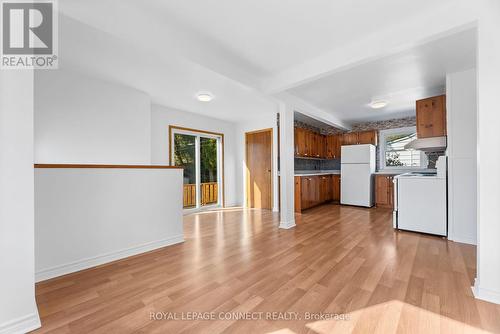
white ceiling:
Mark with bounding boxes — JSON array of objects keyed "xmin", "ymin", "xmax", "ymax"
[
  {"xmin": 143, "ymin": 0, "xmax": 457, "ymax": 76},
  {"xmin": 57, "ymin": 6, "xmax": 278, "ymax": 123},
  {"xmin": 294, "ymin": 112, "xmax": 343, "ymax": 132},
  {"xmin": 288, "ymin": 29, "xmax": 476, "ymax": 123},
  {"xmin": 56, "ymin": 0, "xmax": 475, "ymax": 125}
]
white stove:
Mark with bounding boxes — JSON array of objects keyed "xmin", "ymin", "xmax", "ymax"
[{"xmin": 393, "ymin": 156, "xmax": 447, "ymax": 236}]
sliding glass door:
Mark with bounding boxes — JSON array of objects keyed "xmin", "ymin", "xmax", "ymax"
[{"xmin": 171, "ymin": 128, "xmax": 222, "ymax": 209}]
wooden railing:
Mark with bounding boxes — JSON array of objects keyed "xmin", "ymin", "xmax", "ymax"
[
  {"xmin": 183, "ymin": 184, "xmax": 197, "ymax": 208},
  {"xmin": 183, "ymin": 182, "xmax": 218, "ymax": 208}
]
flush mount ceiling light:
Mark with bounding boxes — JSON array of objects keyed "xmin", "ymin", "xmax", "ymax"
[
  {"xmin": 196, "ymin": 92, "xmax": 214, "ymax": 102},
  {"xmin": 370, "ymin": 100, "xmax": 388, "ymax": 109}
]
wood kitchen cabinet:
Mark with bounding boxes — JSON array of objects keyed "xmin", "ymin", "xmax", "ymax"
[
  {"xmin": 342, "ymin": 130, "xmax": 378, "ymax": 146},
  {"xmin": 319, "ymin": 175, "xmax": 333, "ymax": 202},
  {"xmin": 295, "ymin": 174, "xmax": 338, "ymax": 212},
  {"xmin": 375, "ymin": 174, "xmax": 396, "ymax": 209},
  {"xmin": 357, "ymin": 130, "xmax": 378, "ymax": 145},
  {"xmin": 342, "ymin": 132, "xmax": 359, "ymax": 146},
  {"xmin": 325, "ymin": 134, "xmax": 342, "ymax": 159},
  {"xmin": 295, "ymin": 127, "xmax": 327, "ymax": 158},
  {"xmin": 294, "ymin": 128, "xmax": 306, "ymax": 156},
  {"xmin": 300, "ymin": 176, "xmax": 319, "ymax": 210},
  {"xmin": 416, "ymin": 95, "xmax": 447, "ymax": 138},
  {"xmin": 332, "ymin": 175, "xmax": 341, "ymax": 202}
]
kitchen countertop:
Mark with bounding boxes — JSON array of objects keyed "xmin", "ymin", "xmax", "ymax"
[
  {"xmin": 292, "ymin": 169, "xmax": 436, "ymax": 176},
  {"xmin": 374, "ymin": 169, "xmax": 436, "ymax": 175},
  {"xmin": 294, "ymin": 170, "xmax": 341, "ymax": 176}
]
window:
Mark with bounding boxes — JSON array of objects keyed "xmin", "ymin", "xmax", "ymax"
[
  {"xmin": 170, "ymin": 127, "xmax": 223, "ymax": 209},
  {"xmin": 379, "ymin": 126, "xmax": 426, "ymax": 169}
]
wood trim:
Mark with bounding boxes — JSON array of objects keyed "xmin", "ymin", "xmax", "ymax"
[
  {"xmin": 34, "ymin": 164, "xmax": 182, "ymax": 169},
  {"xmin": 245, "ymin": 127, "xmax": 274, "ymax": 135},
  {"xmin": 245, "ymin": 128, "xmax": 273, "ymax": 209},
  {"xmin": 168, "ymin": 125, "xmax": 225, "ymax": 207}
]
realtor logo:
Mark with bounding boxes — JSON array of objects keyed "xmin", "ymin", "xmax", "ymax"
[{"xmin": 1, "ymin": 0, "xmax": 58, "ymax": 69}]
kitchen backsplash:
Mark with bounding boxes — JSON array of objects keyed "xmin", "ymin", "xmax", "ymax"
[
  {"xmin": 295, "ymin": 158, "xmax": 341, "ymax": 171},
  {"xmin": 351, "ymin": 116, "xmax": 416, "ymax": 132},
  {"xmin": 295, "ymin": 116, "xmax": 443, "ymax": 170}
]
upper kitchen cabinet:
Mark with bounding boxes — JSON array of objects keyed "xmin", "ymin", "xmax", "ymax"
[
  {"xmin": 295, "ymin": 127, "xmax": 327, "ymax": 158},
  {"xmin": 357, "ymin": 130, "xmax": 378, "ymax": 145},
  {"xmin": 325, "ymin": 134, "xmax": 342, "ymax": 159},
  {"xmin": 342, "ymin": 130, "xmax": 378, "ymax": 146},
  {"xmin": 416, "ymin": 95, "xmax": 447, "ymax": 138},
  {"xmin": 342, "ymin": 132, "xmax": 358, "ymax": 145}
]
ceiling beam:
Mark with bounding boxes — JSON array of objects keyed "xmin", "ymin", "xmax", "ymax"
[{"xmin": 262, "ymin": 2, "xmax": 478, "ymax": 95}]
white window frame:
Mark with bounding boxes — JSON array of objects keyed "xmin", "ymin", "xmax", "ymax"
[
  {"xmin": 379, "ymin": 126, "xmax": 427, "ymax": 170},
  {"xmin": 171, "ymin": 128, "xmax": 223, "ymax": 212}
]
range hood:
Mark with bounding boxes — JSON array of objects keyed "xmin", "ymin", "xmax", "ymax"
[{"xmin": 404, "ymin": 136, "xmax": 447, "ymax": 152}]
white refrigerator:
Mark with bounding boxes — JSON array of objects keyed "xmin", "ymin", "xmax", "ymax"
[{"xmin": 340, "ymin": 144, "xmax": 376, "ymax": 207}]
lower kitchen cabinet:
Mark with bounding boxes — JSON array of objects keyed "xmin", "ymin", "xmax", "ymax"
[
  {"xmin": 332, "ymin": 175, "xmax": 341, "ymax": 202},
  {"xmin": 375, "ymin": 174, "xmax": 396, "ymax": 209},
  {"xmin": 295, "ymin": 174, "xmax": 339, "ymax": 212}
]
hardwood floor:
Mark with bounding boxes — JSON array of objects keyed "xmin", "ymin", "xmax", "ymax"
[{"xmin": 33, "ymin": 205, "xmax": 500, "ymax": 333}]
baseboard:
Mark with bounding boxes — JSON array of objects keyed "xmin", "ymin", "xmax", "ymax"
[
  {"xmin": 279, "ymin": 220, "xmax": 296, "ymax": 229},
  {"xmin": 450, "ymin": 234, "xmax": 477, "ymax": 245},
  {"xmin": 36, "ymin": 235, "xmax": 184, "ymax": 282},
  {"xmin": 472, "ymin": 279, "xmax": 500, "ymax": 305},
  {"xmin": 0, "ymin": 312, "xmax": 41, "ymax": 334}
]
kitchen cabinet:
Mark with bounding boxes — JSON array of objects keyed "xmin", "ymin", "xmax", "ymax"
[
  {"xmin": 294, "ymin": 176, "xmax": 302, "ymax": 212},
  {"xmin": 342, "ymin": 130, "xmax": 378, "ymax": 146},
  {"xmin": 342, "ymin": 132, "xmax": 359, "ymax": 146},
  {"xmin": 295, "ymin": 174, "xmax": 338, "ymax": 212},
  {"xmin": 305, "ymin": 130, "xmax": 313, "ymax": 157},
  {"xmin": 332, "ymin": 175, "xmax": 341, "ymax": 202},
  {"xmin": 294, "ymin": 128, "xmax": 306, "ymax": 156},
  {"xmin": 294, "ymin": 128, "xmax": 327, "ymax": 158},
  {"xmin": 325, "ymin": 134, "xmax": 342, "ymax": 159},
  {"xmin": 319, "ymin": 175, "xmax": 333, "ymax": 202},
  {"xmin": 357, "ymin": 130, "xmax": 378, "ymax": 145},
  {"xmin": 416, "ymin": 95, "xmax": 447, "ymax": 138},
  {"xmin": 375, "ymin": 174, "xmax": 395, "ymax": 209}
]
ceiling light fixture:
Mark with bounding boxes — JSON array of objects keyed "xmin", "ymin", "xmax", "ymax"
[
  {"xmin": 370, "ymin": 100, "xmax": 388, "ymax": 109},
  {"xmin": 196, "ymin": 92, "xmax": 214, "ymax": 102}
]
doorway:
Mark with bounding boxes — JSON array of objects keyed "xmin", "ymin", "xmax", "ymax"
[
  {"xmin": 169, "ymin": 126, "xmax": 224, "ymax": 210},
  {"xmin": 245, "ymin": 129, "xmax": 273, "ymax": 209}
]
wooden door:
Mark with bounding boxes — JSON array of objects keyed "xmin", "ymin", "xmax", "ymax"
[
  {"xmin": 357, "ymin": 130, "xmax": 378, "ymax": 145},
  {"xmin": 325, "ymin": 135, "xmax": 334, "ymax": 159},
  {"xmin": 334, "ymin": 134, "xmax": 342, "ymax": 159},
  {"xmin": 294, "ymin": 128, "xmax": 299, "ymax": 156},
  {"xmin": 301, "ymin": 177, "xmax": 310, "ymax": 209},
  {"xmin": 311, "ymin": 133, "xmax": 318, "ymax": 158},
  {"xmin": 295, "ymin": 128, "xmax": 306, "ymax": 156},
  {"xmin": 304, "ymin": 130, "xmax": 312, "ymax": 157},
  {"xmin": 416, "ymin": 95, "xmax": 447, "ymax": 138},
  {"xmin": 332, "ymin": 175, "xmax": 341, "ymax": 202},
  {"xmin": 294, "ymin": 176, "xmax": 302, "ymax": 212},
  {"xmin": 311, "ymin": 176, "xmax": 320, "ymax": 206},
  {"xmin": 342, "ymin": 132, "xmax": 359, "ymax": 145},
  {"xmin": 388, "ymin": 176, "xmax": 394, "ymax": 208},
  {"xmin": 319, "ymin": 175, "xmax": 332, "ymax": 202},
  {"xmin": 375, "ymin": 175, "xmax": 394, "ymax": 208},
  {"xmin": 246, "ymin": 129, "xmax": 272, "ymax": 209},
  {"xmin": 318, "ymin": 135, "xmax": 326, "ymax": 158}
]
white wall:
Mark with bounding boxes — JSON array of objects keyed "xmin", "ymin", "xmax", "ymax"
[
  {"xmin": 151, "ymin": 104, "xmax": 238, "ymax": 206},
  {"xmin": 35, "ymin": 167, "xmax": 184, "ymax": 281},
  {"xmin": 34, "ymin": 70, "xmax": 151, "ymax": 164},
  {"xmin": 474, "ymin": 1, "xmax": 500, "ymax": 305},
  {"xmin": 234, "ymin": 113, "xmax": 279, "ymax": 210},
  {"xmin": 446, "ymin": 69, "xmax": 477, "ymax": 245},
  {"xmin": 0, "ymin": 71, "xmax": 41, "ymax": 333}
]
